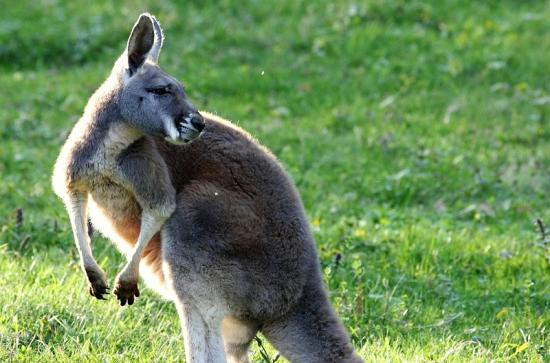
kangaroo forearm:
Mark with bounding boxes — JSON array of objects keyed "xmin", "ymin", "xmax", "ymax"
[
  {"xmin": 64, "ymin": 191, "xmax": 109, "ymax": 299},
  {"xmin": 113, "ymin": 210, "xmax": 167, "ymax": 305},
  {"xmin": 66, "ymin": 192, "xmax": 95, "ymax": 268},
  {"xmin": 126, "ymin": 211, "xmax": 166, "ymax": 276}
]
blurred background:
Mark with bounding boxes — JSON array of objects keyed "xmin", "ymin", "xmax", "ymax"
[{"xmin": 0, "ymin": 1, "xmax": 549, "ymax": 362}]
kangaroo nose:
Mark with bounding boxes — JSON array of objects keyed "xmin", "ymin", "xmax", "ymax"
[{"xmin": 190, "ymin": 113, "xmax": 205, "ymax": 132}]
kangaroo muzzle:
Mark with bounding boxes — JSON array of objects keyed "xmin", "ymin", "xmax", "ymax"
[
  {"xmin": 187, "ymin": 112, "xmax": 205, "ymax": 133},
  {"xmin": 168, "ymin": 111, "xmax": 204, "ymax": 145}
]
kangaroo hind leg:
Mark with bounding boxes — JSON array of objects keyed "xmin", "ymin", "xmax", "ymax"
[
  {"xmin": 175, "ymin": 298, "xmax": 227, "ymax": 363},
  {"xmin": 261, "ymin": 277, "xmax": 363, "ymax": 363},
  {"xmin": 222, "ymin": 317, "xmax": 258, "ymax": 363}
]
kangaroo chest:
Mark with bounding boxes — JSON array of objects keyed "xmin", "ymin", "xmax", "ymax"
[
  {"xmin": 82, "ymin": 122, "xmax": 145, "ymax": 215},
  {"xmin": 87, "ymin": 175, "xmax": 140, "ymax": 221}
]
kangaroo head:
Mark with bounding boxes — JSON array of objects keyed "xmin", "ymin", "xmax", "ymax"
[{"xmin": 117, "ymin": 13, "xmax": 204, "ymax": 144}]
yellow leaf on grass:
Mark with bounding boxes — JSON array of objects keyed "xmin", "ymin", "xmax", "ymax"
[
  {"xmin": 354, "ymin": 228, "xmax": 366, "ymax": 237},
  {"xmin": 515, "ymin": 342, "xmax": 529, "ymax": 353},
  {"xmin": 515, "ymin": 82, "xmax": 529, "ymax": 92},
  {"xmin": 496, "ymin": 307, "xmax": 509, "ymax": 319}
]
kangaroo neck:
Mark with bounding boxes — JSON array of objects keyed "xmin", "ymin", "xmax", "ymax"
[
  {"xmin": 99, "ymin": 121, "xmax": 143, "ymax": 161},
  {"xmin": 84, "ymin": 81, "xmax": 143, "ymax": 162}
]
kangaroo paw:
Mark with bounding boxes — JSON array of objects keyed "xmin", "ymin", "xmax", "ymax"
[
  {"xmin": 85, "ymin": 267, "xmax": 110, "ymax": 300},
  {"xmin": 113, "ymin": 279, "xmax": 140, "ymax": 306}
]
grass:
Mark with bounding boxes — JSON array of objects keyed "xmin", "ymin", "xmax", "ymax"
[{"xmin": 0, "ymin": 0, "xmax": 549, "ymax": 361}]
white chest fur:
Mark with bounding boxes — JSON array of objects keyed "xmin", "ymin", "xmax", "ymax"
[{"xmin": 86, "ymin": 123, "xmax": 142, "ymax": 216}]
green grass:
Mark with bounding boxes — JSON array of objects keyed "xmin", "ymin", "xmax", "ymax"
[{"xmin": 1, "ymin": 0, "xmax": 549, "ymax": 362}]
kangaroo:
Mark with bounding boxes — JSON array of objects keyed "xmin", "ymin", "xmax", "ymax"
[{"xmin": 52, "ymin": 13, "xmax": 363, "ymax": 363}]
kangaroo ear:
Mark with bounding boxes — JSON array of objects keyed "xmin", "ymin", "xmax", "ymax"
[
  {"xmin": 148, "ymin": 15, "xmax": 164, "ymax": 63},
  {"xmin": 126, "ymin": 14, "xmax": 155, "ymax": 75}
]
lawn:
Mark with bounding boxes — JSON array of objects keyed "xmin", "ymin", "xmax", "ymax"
[{"xmin": 0, "ymin": 0, "xmax": 549, "ymax": 362}]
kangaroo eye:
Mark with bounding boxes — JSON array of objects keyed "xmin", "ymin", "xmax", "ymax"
[{"xmin": 147, "ymin": 86, "xmax": 170, "ymax": 95}]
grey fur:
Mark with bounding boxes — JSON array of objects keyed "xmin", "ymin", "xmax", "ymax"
[{"xmin": 52, "ymin": 13, "xmax": 363, "ymax": 363}]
